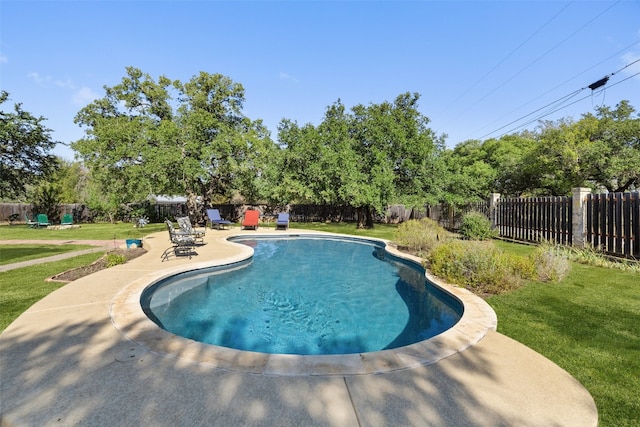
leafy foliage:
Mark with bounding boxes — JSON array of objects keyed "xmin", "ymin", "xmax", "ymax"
[
  {"xmin": 394, "ymin": 218, "xmax": 449, "ymax": 256},
  {"xmin": 273, "ymin": 93, "xmax": 446, "ymax": 227},
  {"xmin": 444, "ymin": 100, "xmax": 639, "ymax": 197},
  {"xmin": 428, "ymin": 240, "xmax": 532, "ymax": 295},
  {"xmin": 30, "ymin": 182, "xmax": 62, "ymax": 223},
  {"xmin": 0, "ymin": 91, "xmax": 58, "ymax": 200},
  {"xmin": 72, "ymin": 67, "xmax": 278, "ymax": 220},
  {"xmin": 459, "ymin": 211, "xmax": 496, "ymax": 240}
]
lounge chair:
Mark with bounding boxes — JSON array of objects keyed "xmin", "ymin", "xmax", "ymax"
[
  {"xmin": 206, "ymin": 209, "xmax": 233, "ymax": 230},
  {"xmin": 37, "ymin": 214, "xmax": 50, "ymax": 228},
  {"xmin": 176, "ymin": 216, "xmax": 205, "ymax": 244},
  {"xmin": 161, "ymin": 220, "xmax": 197, "ymax": 261},
  {"xmin": 275, "ymin": 213, "xmax": 290, "ymax": 230},
  {"xmin": 25, "ymin": 214, "xmax": 38, "ymax": 228},
  {"xmin": 61, "ymin": 213, "xmax": 73, "ymax": 226},
  {"xmin": 242, "ymin": 210, "xmax": 260, "ymax": 230}
]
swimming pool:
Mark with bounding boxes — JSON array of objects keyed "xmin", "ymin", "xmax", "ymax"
[{"xmin": 141, "ymin": 236, "xmax": 463, "ymax": 355}]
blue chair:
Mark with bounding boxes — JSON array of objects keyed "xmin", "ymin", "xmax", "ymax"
[
  {"xmin": 206, "ymin": 209, "xmax": 233, "ymax": 230},
  {"xmin": 275, "ymin": 213, "xmax": 289, "ymax": 230}
]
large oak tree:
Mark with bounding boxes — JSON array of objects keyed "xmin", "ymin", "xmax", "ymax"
[{"xmin": 73, "ymin": 67, "xmax": 277, "ymax": 219}]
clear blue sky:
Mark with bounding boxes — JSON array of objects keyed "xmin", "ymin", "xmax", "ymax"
[{"xmin": 2, "ymin": 1, "xmax": 639, "ymax": 160}]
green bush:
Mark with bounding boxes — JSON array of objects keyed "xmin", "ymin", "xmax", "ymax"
[
  {"xmin": 394, "ymin": 218, "xmax": 450, "ymax": 256},
  {"xmin": 429, "ymin": 240, "xmax": 533, "ymax": 295},
  {"xmin": 459, "ymin": 211, "xmax": 496, "ymax": 240},
  {"xmin": 105, "ymin": 253, "xmax": 126, "ymax": 268}
]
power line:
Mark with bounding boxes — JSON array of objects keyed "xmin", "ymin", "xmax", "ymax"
[
  {"xmin": 450, "ymin": 0, "xmax": 622, "ymax": 122},
  {"xmin": 471, "ymin": 40, "xmax": 640, "ymax": 136},
  {"xmin": 486, "ymin": 69, "xmax": 640, "ymax": 139},
  {"xmin": 438, "ymin": 1, "xmax": 574, "ymax": 116}
]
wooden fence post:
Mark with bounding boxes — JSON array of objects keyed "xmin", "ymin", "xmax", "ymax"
[
  {"xmin": 572, "ymin": 187, "xmax": 591, "ymax": 248},
  {"xmin": 489, "ymin": 193, "xmax": 501, "ymax": 229}
]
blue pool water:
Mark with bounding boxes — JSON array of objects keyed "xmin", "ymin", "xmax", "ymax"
[{"xmin": 141, "ymin": 236, "xmax": 462, "ymax": 355}]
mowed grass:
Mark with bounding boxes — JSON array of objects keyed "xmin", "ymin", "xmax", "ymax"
[
  {"xmin": 0, "ymin": 244, "xmax": 93, "ymax": 265},
  {"xmin": 1, "ymin": 222, "xmax": 638, "ymax": 425},
  {"xmin": 0, "ymin": 252, "xmax": 104, "ymax": 331},
  {"xmin": 289, "ymin": 221, "xmax": 399, "ymax": 241},
  {"xmin": 0, "ymin": 222, "xmax": 167, "ymax": 241},
  {"xmin": 487, "ymin": 246, "xmax": 640, "ymax": 427}
]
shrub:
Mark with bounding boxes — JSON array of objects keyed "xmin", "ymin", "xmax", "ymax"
[
  {"xmin": 531, "ymin": 241, "xmax": 571, "ymax": 282},
  {"xmin": 429, "ymin": 240, "xmax": 533, "ymax": 295},
  {"xmin": 105, "ymin": 253, "xmax": 127, "ymax": 268},
  {"xmin": 394, "ymin": 218, "xmax": 450, "ymax": 256},
  {"xmin": 459, "ymin": 211, "xmax": 496, "ymax": 240}
]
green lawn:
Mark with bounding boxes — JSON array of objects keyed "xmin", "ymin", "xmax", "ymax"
[
  {"xmin": 0, "ymin": 252, "xmax": 104, "ymax": 331},
  {"xmin": 0, "ymin": 222, "xmax": 166, "ymax": 240},
  {"xmin": 0, "ymin": 244, "xmax": 93, "ymax": 265},
  {"xmin": 0, "ymin": 222, "xmax": 637, "ymax": 426},
  {"xmin": 487, "ymin": 251, "xmax": 639, "ymax": 427}
]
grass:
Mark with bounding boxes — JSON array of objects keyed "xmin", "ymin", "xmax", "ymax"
[
  {"xmin": 0, "ymin": 244, "xmax": 93, "ymax": 265},
  {"xmin": 487, "ymin": 250, "xmax": 639, "ymax": 427},
  {"xmin": 0, "ymin": 221, "xmax": 637, "ymax": 425},
  {"xmin": 289, "ymin": 221, "xmax": 399, "ymax": 241},
  {"xmin": 0, "ymin": 222, "xmax": 167, "ymax": 240},
  {"xmin": 0, "ymin": 252, "xmax": 104, "ymax": 331}
]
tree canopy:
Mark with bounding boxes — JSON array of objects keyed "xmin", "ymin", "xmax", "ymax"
[
  {"xmin": 64, "ymin": 66, "xmax": 640, "ymax": 224},
  {"xmin": 444, "ymin": 100, "xmax": 640, "ymax": 197},
  {"xmin": 273, "ymin": 93, "xmax": 446, "ymax": 227},
  {"xmin": 0, "ymin": 91, "xmax": 58, "ymax": 200},
  {"xmin": 72, "ymin": 67, "xmax": 277, "ymax": 218}
]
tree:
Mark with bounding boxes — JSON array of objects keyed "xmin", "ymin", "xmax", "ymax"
[
  {"xmin": 578, "ymin": 100, "xmax": 640, "ymax": 192},
  {"xmin": 349, "ymin": 93, "xmax": 447, "ymax": 227},
  {"xmin": 524, "ymin": 100, "xmax": 640, "ymax": 195},
  {"xmin": 73, "ymin": 67, "xmax": 277, "ymax": 220},
  {"xmin": 0, "ymin": 91, "xmax": 58, "ymax": 200},
  {"xmin": 275, "ymin": 93, "xmax": 445, "ymax": 228}
]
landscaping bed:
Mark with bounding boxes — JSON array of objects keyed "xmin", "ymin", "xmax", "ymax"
[{"xmin": 49, "ymin": 248, "xmax": 146, "ymax": 282}]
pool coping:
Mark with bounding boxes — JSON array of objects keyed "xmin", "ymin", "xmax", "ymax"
[{"xmin": 110, "ymin": 231, "xmax": 498, "ymax": 376}]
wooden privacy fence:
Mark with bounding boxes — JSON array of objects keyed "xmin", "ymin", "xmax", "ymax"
[
  {"xmin": 492, "ymin": 189, "xmax": 640, "ymax": 259},
  {"xmin": 586, "ymin": 192, "xmax": 640, "ymax": 258},
  {"xmin": 496, "ymin": 196, "xmax": 572, "ymax": 245}
]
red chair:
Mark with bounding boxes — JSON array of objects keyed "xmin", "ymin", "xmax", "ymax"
[{"xmin": 241, "ymin": 210, "xmax": 259, "ymax": 230}]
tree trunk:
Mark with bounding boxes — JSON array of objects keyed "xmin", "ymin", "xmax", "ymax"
[
  {"xmin": 356, "ymin": 206, "xmax": 375, "ymax": 229},
  {"xmin": 356, "ymin": 207, "xmax": 366, "ymax": 229},
  {"xmin": 365, "ymin": 206, "xmax": 374, "ymax": 229},
  {"xmin": 186, "ymin": 191, "xmax": 201, "ymax": 224}
]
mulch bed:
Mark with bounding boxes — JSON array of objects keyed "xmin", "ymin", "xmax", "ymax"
[{"xmin": 49, "ymin": 248, "xmax": 147, "ymax": 283}]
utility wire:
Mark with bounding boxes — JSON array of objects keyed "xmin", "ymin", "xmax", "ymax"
[
  {"xmin": 487, "ymin": 70, "xmax": 640, "ymax": 139},
  {"xmin": 451, "ymin": 0, "xmax": 622, "ymax": 122},
  {"xmin": 477, "ymin": 89, "xmax": 583, "ymax": 139},
  {"xmin": 438, "ymin": 1, "xmax": 574, "ymax": 116},
  {"xmin": 472, "ymin": 40, "xmax": 640, "ymax": 136},
  {"xmin": 478, "ymin": 56, "xmax": 640, "ymax": 140}
]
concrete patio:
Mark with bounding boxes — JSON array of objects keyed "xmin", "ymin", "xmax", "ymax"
[{"xmin": 0, "ymin": 228, "xmax": 597, "ymax": 426}]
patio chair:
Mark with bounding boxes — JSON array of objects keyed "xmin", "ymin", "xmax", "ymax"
[
  {"xmin": 275, "ymin": 213, "xmax": 290, "ymax": 230},
  {"xmin": 61, "ymin": 213, "xmax": 73, "ymax": 226},
  {"xmin": 176, "ymin": 216, "xmax": 206, "ymax": 244},
  {"xmin": 206, "ymin": 209, "xmax": 233, "ymax": 230},
  {"xmin": 162, "ymin": 220, "xmax": 197, "ymax": 261},
  {"xmin": 37, "ymin": 214, "xmax": 50, "ymax": 228},
  {"xmin": 241, "ymin": 210, "xmax": 260, "ymax": 230},
  {"xmin": 25, "ymin": 214, "xmax": 38, "ymax": 228}
]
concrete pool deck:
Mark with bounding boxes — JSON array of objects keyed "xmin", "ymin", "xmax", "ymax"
[{"xmin": 0, "ymin": 229, "xmax": 598, "ymax": 426}]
